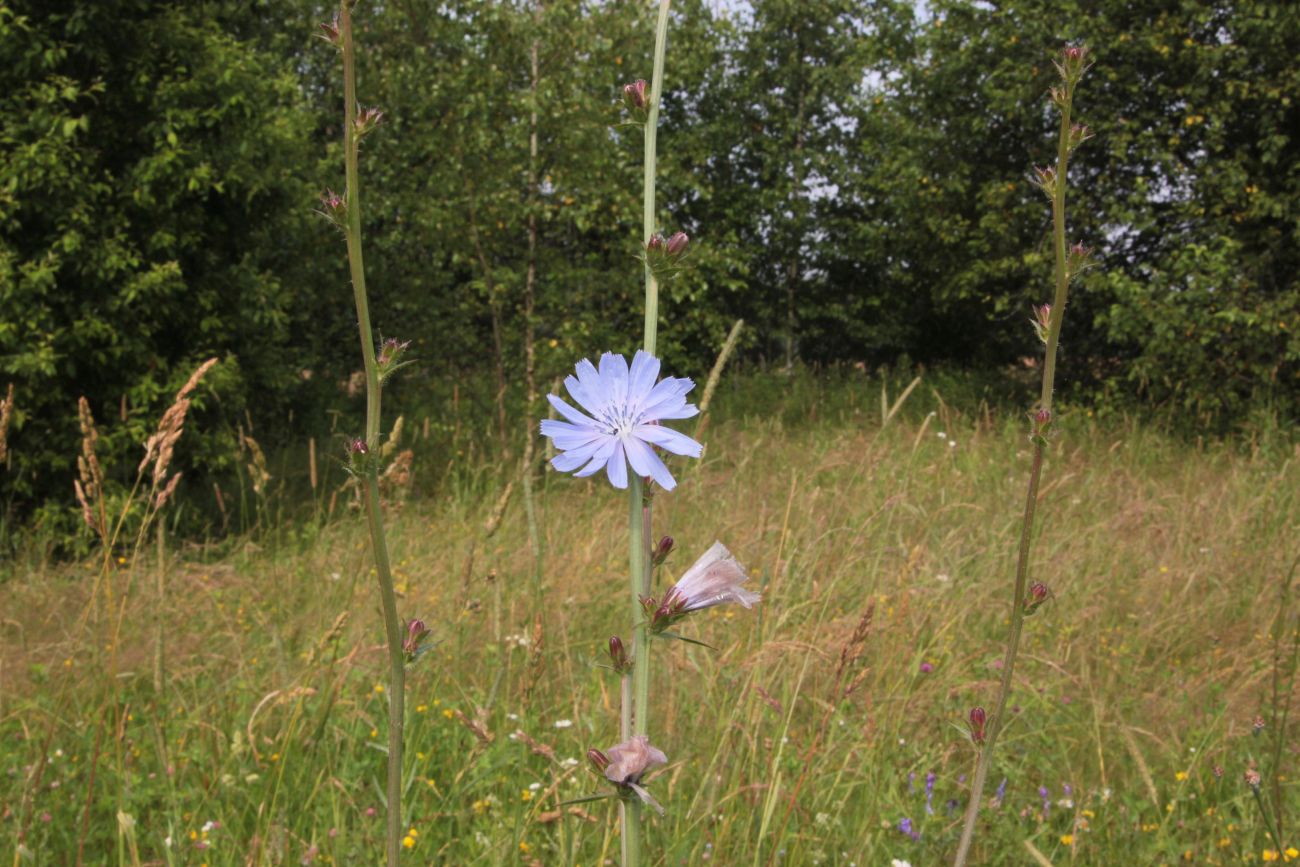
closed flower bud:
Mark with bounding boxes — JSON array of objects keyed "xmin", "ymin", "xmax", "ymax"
[
  {"xmin": 346, "ymin": 437, "xmax": 372, "ymax": 476},
  {"xmin": 622, "ymin": 79, "xmax": 649, "ymax": 120},
  {"xmin": 1066, "ymin": 242, "xmax": 1093, "ymax": 279},
  {"xmin": 1068, "ymin": 123, "xmax": 1093, "ymax": 150},
  {"xmin": 377, "ymin": 338, "xmax": 412, "ymax": 384},
  {"xmin": 318, "ymin": 16, "xmax": 341, "ymax": 46},
  {"xmin": 643, "ymin": 230, "xmax": 692, "ymax": 280},
  {"xmin": 651, "ymin": 535, "xmax": 675, "ymax": 567},
  {"xmin": 586, "ymin": 748, "xmax": 611, "ymax": 774},
  {"xmin": 403, "ymin": 618, "xmax": 430, "ymax": 660},
  {"xmin": 1056, "ymin": 45, "xmax": 1092, "ymax": 85},
  {"xmin": 969, "ymin": 706, "xmax": 987, "ymax": 745},
  {"xmin": 347, "ymin": 438, "xmax": 369, "ymax": 455},
  {"xmin": 1031, "ymin": 303, "xmax": 1052, "ymax": 344},
  {"xmin": 608, "ymin": 635, "xmax": 629, "ymax": 672},
  {"xmin": 354, "ymin": 106, "xmax": 384, "ymax": 139},
  {"xmin": 319, "ymin": 190, "xmax": 347, "ymax": 230},
  {"xmin": 1023, "ymin": 581, "xmax": 1052, "ymax": 616},
  {"xmin": 1032, "ymin": 165, "xmax": 1058, "ymax": 198},
  {"xmin": 1244, "ymin": 768, "xmax": 1261, "ymax": 791}
]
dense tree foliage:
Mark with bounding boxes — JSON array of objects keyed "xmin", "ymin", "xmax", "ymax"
[{"xmin": 2, "ymin": 0, "xmax": 1296, "ymax": 527}]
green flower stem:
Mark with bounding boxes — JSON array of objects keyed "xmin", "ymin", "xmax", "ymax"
[
  {"xmin": 340, "ymin": 5, "xmax": 405, "ymax": 866},
  {"xmin": 621, "ymin": 6, "xmax": 671, "ymax": 867},
  {"xmin": 641, "ymin": 0, "xmax": 670, "ymax": 355},
  {"xmin": 951, "ymin": 65, "xmax": 1080, "ymax": 867}
]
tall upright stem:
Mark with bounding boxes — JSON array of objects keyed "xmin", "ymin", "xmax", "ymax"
[
  {"xmin": 951, "ymin": 58, "xmax": 1082, "ymax": 867},
  {"xmin": 340, "ymin": 5, "xmax": 405, "ymax": 865},
  {"xmin": 620, "ymin": 6, "xmax": 671, "ymax": 867}
]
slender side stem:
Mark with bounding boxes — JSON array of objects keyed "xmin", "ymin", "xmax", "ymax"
[
  {"xmin": 340, "ymin": 6, "xmax": 405, "ymax": 865},
  {"xmin": 952, "ymin": 66, "xmax": 1079, "ymax": 867},
  {"xmin": 641, "ymin": 0, "xmax": 671, "ymax": 355}
]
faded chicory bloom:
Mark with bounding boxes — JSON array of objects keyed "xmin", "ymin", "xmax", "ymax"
[
  {"xmin": 658, "ymin": 542, "xmax": 758, "ymax": 621},
  {"xmin": 602, "ymin": 734, "xmax": 668, "ymax": 814},
  {"xmin": 540, "ymin": 351, "xmax": 701, "ymax": 490}
]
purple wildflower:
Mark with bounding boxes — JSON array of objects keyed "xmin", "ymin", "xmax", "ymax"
[
  {"xmin": 1039, "ymin": 785, "xmax": 1050, "ymax": 816},
  {"xmin": 995, "ymin": 777, "xmax": 1008, "ymax": 805},
  {"xmin": 925, "ymin": 772, "xmax": 936, "ymax": 815},
  {"xmin": 897, "ymin": 817, "xmax": 920, "ymax": 841},
  {"xmin": 540, "ymin": 351, "xmax": 702, "ymax": 490}
]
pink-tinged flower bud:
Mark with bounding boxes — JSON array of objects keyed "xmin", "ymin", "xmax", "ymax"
[
  {"xmin": 318, "ymin": 16, "xmax": 341, "ymax": 46},
  {"xmin": 608, "ymin": 635, "xmax": 629, "ymax": 671},
  {"xmin": 1032, "ymin": 165, "xmax": 1058, "ymax": 199},
  {"xmin": 651, "ymin": 535, "xmax": 675, "ymax": 567},
  {"xmin": 623, "ymin": 79, "xmax": 648, "ymax": 111},
  {"xmin": 1068, "ymin": 123, "xmax": 1093, "ymax": 151},
  {"xmin": 1066, "ymin": 242, "xmax": 1093, "ymax": 280},
  {"xmin": 586, "ymin": 748, "xmax": 611, "ymax": 774},
  {"xmin": 644, "ymin": 231, "xmax": 693, "ymax": 280},
  {"xmin": 319, "ymin": 190, "xmax": 347, "ymax": 229},
  {"xmin": 1253, "ymin": 715, "xmax": 1265, "ymax": 735},
  {"xmin": 1213, "ymin": 765, "xmax": 1224, "ymax": 779},
  {"xmin": 1060, "ymin": 45, "xmax": 1091, "ymax": 80},
  {"xmin": 1244, "ymin": 768, "xmax": 1261, "ymax": 791},
  {"xmin": 1031, "ymin": 303, "xmax": 1052, "ymax": 344},
  {"xmin": 354, "ymin": 106, "xmax": 384, "ymax": 139},
  {"xmin": 377, "ymin": 337, "xmax": 412, "ymax": 383},
  {"xmin": 1023, "ymin": 581, "xmax": 1052, "ymax": 616},
  {"xmin": 403, "ymin": 618, "xmax": 430, "ymax": 659},
  {"xmin": 347, "ymin": 438, "xmax": 369, "ymax": 455},
  {"xmin": 1034, "ymin": 407, "xmax": 1052, "ymax": 429},
  {"xmin": 969, "ymin": 707, "xmax": 987, "ymax": 745}
]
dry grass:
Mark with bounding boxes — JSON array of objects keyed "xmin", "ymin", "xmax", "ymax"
[{"xmin": 1, "ymin": 385, "xmax": 1297, "ymax": 864}]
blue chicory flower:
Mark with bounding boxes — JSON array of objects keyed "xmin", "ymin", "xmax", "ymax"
[{"xmin": 540, "ymin": 350, "xmax": 702, "ymax": 490}]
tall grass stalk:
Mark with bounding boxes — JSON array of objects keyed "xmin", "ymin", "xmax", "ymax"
[
  {"xmin": 337, "ymin": 5, "xmax": 406, "ymax": 864},
  {"xmin": 951, "ymin": 45, "xmax": 1091, "ymax": 867},
  {"xmin": 621, "ymin": 4, "xmax": 672, "ymax": 865}
]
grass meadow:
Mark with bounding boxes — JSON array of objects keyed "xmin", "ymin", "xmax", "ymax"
[{"xmin": 2, "ymin": 370, "xmax": 1298, "ymax": 865}]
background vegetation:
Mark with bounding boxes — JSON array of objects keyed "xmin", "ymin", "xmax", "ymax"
[{"xmin": 2, "ymin": 0, "xmax": 1298, "ymax": 540}]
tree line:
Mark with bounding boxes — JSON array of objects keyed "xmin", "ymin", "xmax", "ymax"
[{"xmin": 2, "ymin": 0, "xmax": 1297, "ymax": 527}]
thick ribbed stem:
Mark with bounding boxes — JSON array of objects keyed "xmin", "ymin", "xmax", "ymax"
[{"xmin": 340, "ymin": 6, "xmax": 404, "ymax": 865}]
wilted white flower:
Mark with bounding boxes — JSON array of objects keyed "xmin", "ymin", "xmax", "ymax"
[
  {"xmin": 601, "ymin": 734, "xmax": 668, "ymax": 814},
  {"xmin": 649, "ymin": 542, "xmax": 759, "ymax": 630}
]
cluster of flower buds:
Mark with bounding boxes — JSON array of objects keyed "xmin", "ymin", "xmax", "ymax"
[
  {"xmin": 968, "ymin": 706, "xmax": 987, "ymax": 746},
  {"xmin": 1244, "ymin": 767, "xmax": 1261, "ymax": 792},
  {"xmin": 607, "ymin": 635, "xmax": 631, "ymax": 673},
  {"xmin": 641, "ymin": 542, "xmax": 759, "ymax": 634},
  {"xmin": 403, "ymin": 618, "xmax": 431, "ymax": 662},
  {"xmin": 354, "ymin": 106, "xmax": 384, "ymax": 140},
  {"xmin": 318, "ymin": 190, "xmax": 347, "ymax": 231},
  {"xmin": 1023, "ymin": 581, "xmax": 1053, "ymax": 616},
  {"xmin": 1031, "ymin": 303, "xmax": 1053, "ymax": 344},
  {"xmin": 588, "ymin": 735, "xmax": 668, "ymax": 815},
  {"xmin": 622, "ymin": 79, "xmax": 649, "ymax": 122},
  {"xmin": 650, "ymin": 535, "xmax": 674, "ymax": 567},
  {"xmin": 643, "ymin": 231, "xmax": 690, "ymax": 280},
  {"xmin": 376, "ymin": 337, "xmax": 412, "ymax": 384}
]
